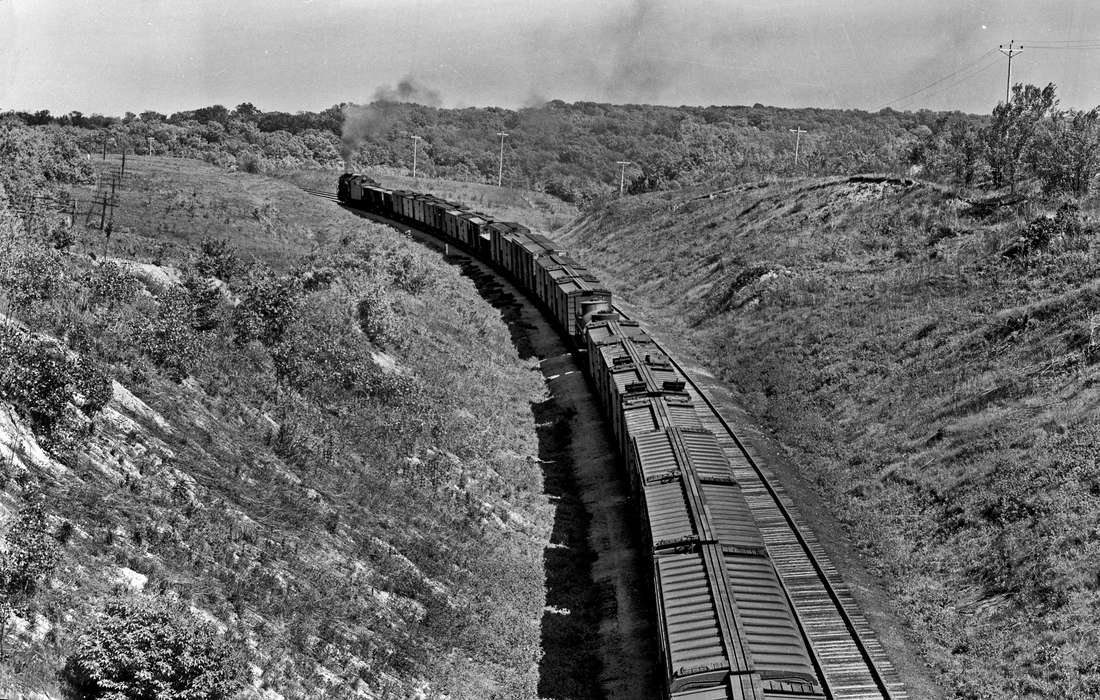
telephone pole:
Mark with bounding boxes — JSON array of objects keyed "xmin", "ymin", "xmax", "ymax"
[
  {"xmin": 411, "ymin": 136, "xmax": 422, "ymax": 178},
  {"xmin": 616, "ymin": 161, "xmax": 631, "ymax": 195},
  {"xmin": 495, "ymin": 132, "xmax": 509, "ymax": 187},
  {"xmin": 999, "ymin": 40, "xmax": 1023, "ymax": 104},
  {"xmin": 789, "ymin": 127, "xmax": 807, "ymax": 166}
]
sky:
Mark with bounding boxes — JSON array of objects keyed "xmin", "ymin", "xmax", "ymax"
[{"xmin": 2, "ymin": 0, "xmax": 1100, "ymax": 116}]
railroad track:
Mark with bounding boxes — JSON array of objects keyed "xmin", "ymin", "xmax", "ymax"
[
  {"xmin": 614, "ymin": 304, "xmax": 905, "ymax": 700},
  {"xmin": 299, "ymin": 185, "xmax": 342, "ymax": 203},
  {"xmin": 304, "ymin": 184, "xmax": 906, "ymax": 698}
]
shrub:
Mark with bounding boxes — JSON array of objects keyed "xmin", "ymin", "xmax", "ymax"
[
  {"xmin": 182, "ymin": 272, "xmax": 222, "ymax": 332},
  {"xmin": 0, "ymin": 327, "xmax": 113, "ymax": 440},
  {"xmin": 60, "ymin": 597, "xmax": 248, "ymax": 700},
  {"xmin": 386, "ymin": 249, "xmax": 433, "ymax": 294},
  {"xmin": 356, "ymin": 281, "xmax": 398, "ymax": 346},
  {"xmin": 86, "ymin": 261, "xmax": 140, "ymax": 309},
  {"xmin": 0, "ymin": 243, "xmax": 65, "ymax": 310},
  {"xmin": 0, "ymin": 501, "xmax": 61, "ymax": 613},
  {"xmin": 193, "ymin": 237, "xmax": 240, "ymax": 281},
  {"xmin": 135, "ymin": 288, "xmax": 207, "ymax": 381},
  {"xmin": 71, "ymin": 355, "xmax": 113, "ymax": 416},
  {"xmin": 236, "ymin": 152, "xmax": 262, "ymax": 174},
  {"xmin": 232, "ymin": 266, "xmax": 301, "ymax": 346},
  {"xmin": 0, "ymin": 328, "xmax": 73, "ymax": 432}
]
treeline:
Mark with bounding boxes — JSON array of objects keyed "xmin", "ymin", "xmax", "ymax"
[
  {"xmin": 1, "ymin": 100, "xmax": 953, "ymax": 202},
  {"xmin": 910, "ymin": 83, "xmax": 1100, "ymax": 196},
  {"xmin": 1, "ymin": 104, "xmax": 346, "ymax": 174},
  {"xmin": 6, "ymin": 86, "xmax": 1098, "ymax": 202}
]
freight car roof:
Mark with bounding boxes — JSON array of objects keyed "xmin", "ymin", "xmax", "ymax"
[
  {"xmin": 654, "ymin": 546, "xmax": 752, "ymax": 693},
  {"xmin": 586, "ymin": 319, "xmax": 650, "ymax": 346},
  {"xmin": 527, "ymin": 232, "xmax": 558, "ymax": 249}
]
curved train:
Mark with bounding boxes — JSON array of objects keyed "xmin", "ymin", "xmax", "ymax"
[{"xmin": 338, "ymin": 173, "xmax": 826, "ymax": 700}]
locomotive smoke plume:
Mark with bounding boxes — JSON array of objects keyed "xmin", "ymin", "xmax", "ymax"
[
  {"xmin": 341, "ymin": 76, "xmax": 443, "ymax": 171},
  {"xmin": 371, "ymin": 77, "xmax": 442, "ymax": 107}
]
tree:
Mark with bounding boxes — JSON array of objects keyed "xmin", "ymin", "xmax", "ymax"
[
  {"xmin": 1030, "ymin": 107, "xmax": 1100, "ymax": 196},
  {"xmin": 232, "ymin": 103, "xmax": 260, "ymax": 121},
  {"xmin": 60, "ymin": 597, "xmax": 248, "ymax": 700},
  {"xmin": 943, "ymin": 116, "xmax": 986, "ymax": 186},
  {"xmin": 984, "ymin": 83, "xmax": 1058, "ymax": 191}
]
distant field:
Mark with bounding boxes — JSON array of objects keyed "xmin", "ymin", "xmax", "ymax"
[{"xmin": 75, "ymin": 156, "xmax": 351, "ymax": 268}]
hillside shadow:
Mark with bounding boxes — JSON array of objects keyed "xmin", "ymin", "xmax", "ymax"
[
  {"xmin": 532, "ymin": 396, "xmax": 603, "ymax": 699},
  {"xmin": 447, "ymin": 255, "xmax": 605, "ymax": 698}
]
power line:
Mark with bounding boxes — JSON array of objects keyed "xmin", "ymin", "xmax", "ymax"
[
  {"xmin": 1018, "ymin": 37, "xmax": 1100, "ymax": 45},
  {"xmin": 878, "ymin": 49, "xmax": 1000, "ymax": 109},
  {"xmin": 1023, "ymin": 44, "xmax": 1100, "ymax": 50}
]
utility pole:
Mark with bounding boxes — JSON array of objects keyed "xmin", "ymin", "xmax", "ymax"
[
  {"xmin": 789, "ymin": 127, "xmax": 807, "ymax": 166},
  {"xmin": 999, "ymin": 40, "xmax": 1024, "ymax": 104},
  {"xmin": 616, "ymin": 161, "xmax": 631, "ymax": 195},
  {"xmin": 411, "ymin": 136, "xmax": 422, "ymax": 178},
  {"xmin": 495, "ymin": 132, "xmax": 509, "ymax": 187}
]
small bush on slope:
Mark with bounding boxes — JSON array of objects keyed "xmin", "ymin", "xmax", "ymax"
[{"xmin": 60, "ymin": 597, "xmax": 247, "ymax": 700}]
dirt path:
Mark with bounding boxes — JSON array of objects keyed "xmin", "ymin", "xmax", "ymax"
[{"xmin": 349, "ymin": 210, "xmax": 658, "ymax": 699}]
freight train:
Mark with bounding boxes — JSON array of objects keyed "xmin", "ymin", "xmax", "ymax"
[{"xmin": 338, "ymin": 173, "xmax": 826, "ymax": 700}]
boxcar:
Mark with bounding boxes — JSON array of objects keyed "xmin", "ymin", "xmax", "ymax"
[
  {"xmin": 547, "ymin": 273, "xmax": 612, "ymax": 339},
  {"xmin": 653, "ymin": 545, "xmax": 756, "ymax": 696},
  {"xmin": 592, "ymin": 339, "xmax": 686, "ymax": 445},
  {"xmin": 585, "ymin": 319, "xmax": 650, "ymax": 382}
]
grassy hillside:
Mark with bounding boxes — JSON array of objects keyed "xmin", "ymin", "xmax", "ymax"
[
  {"xmin": 559, "ymin": 176, "xmax": 1100, "ymax": 698},
  {"xmin": 0, "ymin": 127, "xmax": 550, "ymax": 699}
]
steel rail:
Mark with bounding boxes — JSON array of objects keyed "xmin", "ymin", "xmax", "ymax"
[{"xmin": 612, "ymin": 303, "xmax": 900, "ymax": 700}]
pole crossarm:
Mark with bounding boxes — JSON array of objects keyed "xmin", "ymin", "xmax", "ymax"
[
  {"xmin": 999, "ymin": 40, "xmax": 1024, "ymax": 104},
  {"xmin": 789, "ymin": 127, "xmax": 807, "ymax": 165}
]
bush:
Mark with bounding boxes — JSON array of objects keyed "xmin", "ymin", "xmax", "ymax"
[
  {"xmin": 0, "ymin": 243, "xmax": 65, "ymax": 310},
  {"xmin": 182, "ymin": 273, "xmax": 222, "ymax": 332},
  {"xmin": 236, "ymin": 152, "xmax": 262, "ymax": 174},
  {"xmin": 60, "ymin": 597, "xmax": 248, "ymax": 700},
  {"xmin": 0, "ymin": 501, "xmax": 61, "ymax": 615},
  {"xmin": 386, "ymin": 249, "xmax": 433, "ymax": 294},
  {"xmin": 232, "ymin": 265, "xmax": 301, "ymax": 346},
  {"xmin": 193, "ymin": 237, "xmax": 240, "ymax": 281},
  {"xmin": 86, "ymin": 261, "xmax": 140, "ymax": 309},
  {"xmin": 0, "ymin": 328, "xmax": 74, "ymax": 432},
  {"xmin": 0, "ymin": 327, "xmax": 113, "ymax": 437},
  {"xmin": 135, "ymin": 288, "xmax": 207, "ymax": 381},
  {"xmin": 71, "ymin": 354, "xmax": 113, "ymax": 416},
  {"xmin": 356, "ymin": 281, "xmax": 398, "ymax": 346}
]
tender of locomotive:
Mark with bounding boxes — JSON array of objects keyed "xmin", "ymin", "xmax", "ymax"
[{"xmin": 337, "ymin": 174, "xmax": 825, "ymax": 700}]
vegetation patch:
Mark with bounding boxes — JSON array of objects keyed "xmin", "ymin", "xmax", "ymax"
[{"xmin": 0, "ymin": 126, "xmax": 549, "ymax": 699}]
